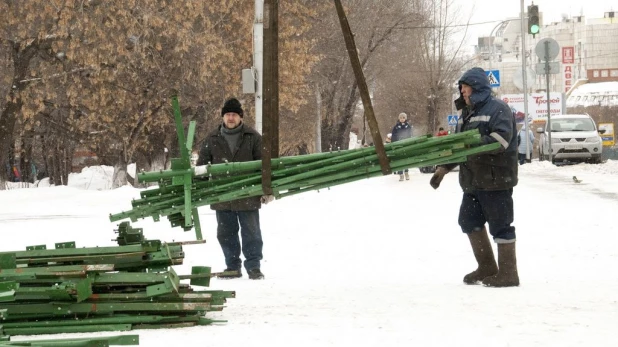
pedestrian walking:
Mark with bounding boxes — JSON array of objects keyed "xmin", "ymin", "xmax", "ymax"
[
  {"xmin": 391, "ymin": 112, "xmax": 413, "ymax": 181},
  {"xmin": 429, "ymin": 67, "xmax": 520, "ymax": 287},
  {"xmin": 517, "ymin": 126, "xmax": 534, "ymax": 165}
]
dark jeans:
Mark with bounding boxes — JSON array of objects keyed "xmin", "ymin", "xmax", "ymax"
[
  {"xmin": 458, "ymin": 189, "xmax": 516, "ymax": 242},
  {"xmin": 396, "ymin": 168, "xmax": 409, "ymax": 175},
  {"xmin": 216, "ymin": 210, "xmax": 263, "ymax": 272},
  {"xmin": 518, "ymin": 152, "xmax": 531, "ymax": 165}
]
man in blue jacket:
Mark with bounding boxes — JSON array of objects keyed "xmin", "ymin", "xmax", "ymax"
[{"xmin": 429, "ymin": 67, "xmax": 519, "ymax": 287}]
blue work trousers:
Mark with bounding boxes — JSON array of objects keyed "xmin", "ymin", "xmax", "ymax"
[
  {"xmin": 216, "ymin": 210, "xmax": 263, "ymax": 272},
  {"xmin": 458, "ymin": 189, "xmax": 516, "ymax": 243}
]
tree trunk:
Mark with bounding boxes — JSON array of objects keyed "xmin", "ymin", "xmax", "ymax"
[
  {"xmin": 61, "ymin": 144, "xmax": 71, "ymax": 186},
  {"xmin": 52, "ymin": 145, "xmax": 62, "ymax": 186},
  {"xmin": 112, "ymin": 154, "xmax": 128, "ymax": 189},
  {"xmin": 149, "ymin": 150, "xmax": 168, "ymax": 172},
  {"xmin": 0, "ymin": 101, "xmax": 20, "ymax": 189}
]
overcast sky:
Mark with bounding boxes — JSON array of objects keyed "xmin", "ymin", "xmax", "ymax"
[{"xmin": 457, "ymin": 0, "xmax": 615, "ymax": 52}]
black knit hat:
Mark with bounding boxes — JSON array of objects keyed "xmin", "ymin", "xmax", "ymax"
[{"xmin": 221, "ymin": 98, "xmax": 244, "ymax": 117}]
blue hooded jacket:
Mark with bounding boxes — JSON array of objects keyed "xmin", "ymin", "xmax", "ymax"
[{"xmin": 449, "ymin": 67, "xmax": 518, "ymax": 192}]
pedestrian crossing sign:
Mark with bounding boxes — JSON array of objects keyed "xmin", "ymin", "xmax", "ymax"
[
  {"xmin": 485, "ymin": 70, "xmax": 500, "ymax": 87},
  {"xmin": 447, "ymin": 115, "xmax": 458, "ymax": 126}
]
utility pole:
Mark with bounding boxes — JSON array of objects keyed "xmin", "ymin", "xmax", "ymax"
[
  {"xmin": 254, "ymin": 0, "xmax": 264, "ymax": 134},
  {"xmin": 315, "ymin": 83, "xmax": 322, "ymax": 152},
  {"xmin": 521, "ymin": 0, "xmax": 530, "ymax": 161},
  {"xmin": 261, "ymin": 0, "xmax": 279, "ymax": 195}
]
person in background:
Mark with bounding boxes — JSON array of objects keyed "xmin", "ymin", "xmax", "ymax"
[
  {"xmin": 429, "ymin": 67, "xmax": 520, "ymax": 287},
  {"xmin": 436, "ymin": 127, "xmax": 449, "ymax": 137},
  {"xmin": 391, "ymin": 112, "xmax": 413, "ymax": 181},
  {"xmin": 517, "ymin": 125, "xmax": 535, "ymax": 165},
  {"xmin": 197, "ymin": 97, "xmax": 273, "ymax": 280}
]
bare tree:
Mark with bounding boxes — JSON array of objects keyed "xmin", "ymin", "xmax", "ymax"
[
  {"xmin": 415, "ymin": 0, "xmax": 471, "ymax": 134},
  {"xmin": 307, "ymin": 1, "xmax": 428, "ymax": 150}
]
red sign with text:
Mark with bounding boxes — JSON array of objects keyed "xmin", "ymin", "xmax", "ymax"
[
  {"xmin": 562, "ymin": 47, "xmax": 574, "ymax": 64},
  {"xmin": 564, "ymin": 65, "xmax": 573, "ymax": 93}
]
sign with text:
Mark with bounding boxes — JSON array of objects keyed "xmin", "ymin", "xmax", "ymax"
[
  {"xmin": 562, "ymin": 47, "xmax": 574, "ymax": 64},
  {"xmin": 564, "ymin": 65, "xmax": 573, "ymax": 93},
  {"xmin": 598, "ymin": 123, "xmax": 615, "ymax": 146},
  {"xmin": 500, "ymin": 93, "xmax": 564, "ymax": 124}
]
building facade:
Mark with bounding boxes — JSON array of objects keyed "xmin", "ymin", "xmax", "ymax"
[{"xmin": 474, "ymin": 11, "xmax": 618, "ymax": 96}]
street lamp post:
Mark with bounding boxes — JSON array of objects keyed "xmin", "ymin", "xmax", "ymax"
[
  {"xmin": 488, "ymin": 11, "xmax": 532, "ymax": 162},
  {"xmin": 488, "ymin": 20, "xmax": 509, "ymax": 70}
]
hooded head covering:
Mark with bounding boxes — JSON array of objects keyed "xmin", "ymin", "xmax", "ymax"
[{"xmin": 454, "ymin": 67, "xmax": 492, "ymax": 110}]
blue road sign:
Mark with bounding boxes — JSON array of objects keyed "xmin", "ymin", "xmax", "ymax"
[
  {"xmin": 485, "ymin": 70, "xmax": 500, "ymax": 87},
  {"xmin": 447, "ymin": 115, "xmax": 459, "ymax": 126}
]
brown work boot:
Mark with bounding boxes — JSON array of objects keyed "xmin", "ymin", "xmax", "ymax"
[
  {"xmin": 463, "ymin": 228, "xmax": 498, "ymax": 284},
  {"xmin": 483, "ymin": 242, "xmax": 520, "ymax": 287},
  {"xmin": 216, "ymin": 268, "xmax": 242, "ymax": 279}
]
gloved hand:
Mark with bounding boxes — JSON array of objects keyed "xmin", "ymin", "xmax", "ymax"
[
  {"xmin": 429, "ymin": 167, "xmax": 449, "ymax": 190},
  {"xmin": 260, "ymin": 195, "xmax": 275, "ymax": 204}
]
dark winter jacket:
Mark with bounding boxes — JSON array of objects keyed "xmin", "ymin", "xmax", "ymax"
[
  {"xmin": 391, "ymin": 121, "xmax": 413, "ymax": 142},
  {"xmin": 447, "ymin": 67, "xmax": 518, "ymax": 192},
  {"xmin": 197, "ymin": 123, "xmax": 263, "ymax": 211}
]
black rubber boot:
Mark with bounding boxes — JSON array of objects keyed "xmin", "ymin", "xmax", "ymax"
[
  {"xmin": 248, "ymin": 268, "xmax": 264, "ymax": 280},
  {"xmin": 463, "ymin": 228, "xmax": 499, "ymax": 284},
  {"xmin": 483, "ymin": 242, "xmax": 520, "ymax": 287}
]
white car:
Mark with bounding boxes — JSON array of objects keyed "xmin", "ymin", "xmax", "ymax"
[{"xmin": 537, "ymin": 114, "xmax": 604, "ymax": 164}]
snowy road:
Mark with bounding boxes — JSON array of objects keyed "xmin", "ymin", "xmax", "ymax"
[{"xmin": 1, "ymin": 162, "xmax": 617, "ymax": 347}]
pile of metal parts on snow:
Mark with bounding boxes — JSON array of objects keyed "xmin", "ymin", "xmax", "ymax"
[{"xmin": 0, "ymin": 222, "xmax": 233, "ymax": 345}]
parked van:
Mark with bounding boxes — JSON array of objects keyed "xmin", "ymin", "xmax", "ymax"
[{"xmin": 536, "ymin": 114, "xmax": 604, "ymax": 164}]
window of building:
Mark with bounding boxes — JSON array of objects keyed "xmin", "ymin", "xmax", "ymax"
[
  {"xmin": 593, "ymin": 70, "xmax": 599, "ymax": 77},
  {"xmin": 611, "ymin": 70, "xmax": 618, "ymax": 77},
  {"xmin": 601, "ymin": 70, "xmax": 609, "ymax": 77}
]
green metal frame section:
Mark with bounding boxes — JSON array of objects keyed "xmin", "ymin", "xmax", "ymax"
[
  {"xmin": 169, "ymin": 95, "xmax": 201, "ymax": 239},
  {"xmin": 0, "ymin": 236, "xmax": 234, "ymax": 339},
  {"xmin": 0, "ymin": 334, "xmax": 139, "ymax": 346},
  {"xmin": 109, "ymin": 116, "xmax": 500, "ymax": 237}
]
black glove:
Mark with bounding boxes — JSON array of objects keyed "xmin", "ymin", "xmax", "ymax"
[{"xmin": 429, "ymin": 167, "xmax": 449, "ymax": 189}]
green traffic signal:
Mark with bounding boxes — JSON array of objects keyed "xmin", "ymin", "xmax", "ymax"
[{"xmin": 528, "ymin": 4, "xmax": 540, "ymax": 36}]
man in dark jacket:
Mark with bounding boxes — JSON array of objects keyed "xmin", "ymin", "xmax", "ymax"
[
  {"xmin": 429, "ymin": 67, "xmax": 519, "ymax": 287},
  {"xmin": 197, "ymin": 98, "xmax": 270, "ymax": 280}
]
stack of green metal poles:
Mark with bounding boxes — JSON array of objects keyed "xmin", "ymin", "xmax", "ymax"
[
  {"xmin": 0, "ymin": 228, "xmax": 234, "ymax": 337},
  {"xmin": 109, "ymin": 130, "xmax": 499, "ymax": 230}
]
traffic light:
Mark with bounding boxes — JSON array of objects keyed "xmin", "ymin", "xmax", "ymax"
[{"xmin": 528, "ymin": 4, "xmax": 540, "ymax": 37}]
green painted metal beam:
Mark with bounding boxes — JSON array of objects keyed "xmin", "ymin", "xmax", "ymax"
[{"xmin": 0, "ymin": 334, "xmax": 139, "ymax": 346}]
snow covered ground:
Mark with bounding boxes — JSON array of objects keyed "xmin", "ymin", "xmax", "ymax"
[{"xmin": 1, "ymin": 160, "xmax": 617, "ymax": 347}]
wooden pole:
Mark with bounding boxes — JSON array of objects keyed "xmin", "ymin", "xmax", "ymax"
[
  {"xmin": 261, "ymin": 0, "xmax": 280, "ymax": 195},
  {"xmin": 333, "ymin": 0, "xmax": 391, "ymax": 175}
]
